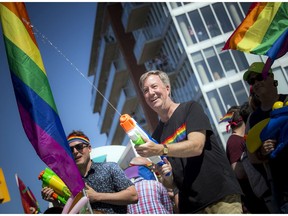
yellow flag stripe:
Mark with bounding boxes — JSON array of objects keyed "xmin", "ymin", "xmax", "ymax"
[
  {"xmin": 237, "ymin": 2, "xmax": 281, "ymax": 52},
  {"xmin": 0, "ymin": 4, "xmax": 46, "ymax": 74}
]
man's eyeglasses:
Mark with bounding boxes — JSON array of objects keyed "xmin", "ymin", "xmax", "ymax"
[
  {"xmin": 247, "ymin": 74, "xmax": 264, "ymax": 85},
  {"xmin": 70, "ymin": 143, "xmax": 89, "ymax": 152}
]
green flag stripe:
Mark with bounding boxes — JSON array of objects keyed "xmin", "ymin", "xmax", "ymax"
[{"xmin": 4, "ymin": 36, "xmax": 58, "ymax": 113}]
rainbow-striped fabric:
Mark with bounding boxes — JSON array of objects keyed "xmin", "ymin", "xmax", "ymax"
[
  {"xmin": 0, "ymin": 3, "xmax": 84, "ymax": 196},
  {"xmin": 67, "ymin": 135, "xmax": 90, "ymax": 145},
  {"xmin": 223, "ymin": 2, "xmax": 288, "ymax": 63},
  {"xmin": 219, "ymin": 112, "xmax": 234, "ymax": 124},
  {"xmin": 162, "ymin": 123, "xmax": 186, "ymax": 144}
]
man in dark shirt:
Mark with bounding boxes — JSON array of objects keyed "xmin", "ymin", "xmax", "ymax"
[{"xmin": 135, "ymin": 70, "xmax": 243, "ymax": 213}]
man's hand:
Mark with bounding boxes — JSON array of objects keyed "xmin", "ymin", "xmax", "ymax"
[
  {"xmin": 156, "ymin": 157, "xmax": 172, "ymax": 177},
  {"xmin": 134, "ymin": 137, "xmax": 162, "ymax": 157},
  {"xmin": 85, "ymin": 183, "xmax": 100, "ymax": 203},
  {"xmin": 261, "ymin": 139, "xmax": 276, "ymax": 155},
  {"xmin": 41, "ymin": 186, "xmax": 56, "ymax": 202},
  {"xmin": 155, "ymin": 157, "xmax": 174, "ymax": 188}
]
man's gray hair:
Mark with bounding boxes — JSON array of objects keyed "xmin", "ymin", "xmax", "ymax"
[{"xmin": 139, "ymin": 70, "xmax": 171, "ymax": 91}]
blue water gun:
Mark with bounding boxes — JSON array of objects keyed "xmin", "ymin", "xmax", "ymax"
[{"xmin": 260, "ymin": 101, "xmax": 288, "ymax": 159}]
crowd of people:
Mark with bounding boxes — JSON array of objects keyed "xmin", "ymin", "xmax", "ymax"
[{"xmin": 41, "ymin": 62, "xmax": 287, "ymax": 214}]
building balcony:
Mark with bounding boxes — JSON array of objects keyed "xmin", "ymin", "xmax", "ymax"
[
  {"xmin": 134, "ymin": 28, "xmax": 163, "ymax": 65},
  {"xmin": 145, "ymin": 54, "xmax": 176, "ymax": 74},
  {"xmin": 88, "ymin": 2, "xmax": 107, "ymax": 77},
  {"xmin": 98, "ymin": 59, "xmax": 128, "ymax": 134},
  {"xmin": 91, "ymin": 35, "xmax": 118, "ymax": 113},
  {"xmin": 122, "ymin": 3, "xmax": 151, "ymax": 33}
]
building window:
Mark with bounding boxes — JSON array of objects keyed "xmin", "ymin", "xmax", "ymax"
[
  {"xmin": 231, "ymin": 81, "xmax": 249, "ymax": 105},
  {"xmin": 170, "ymin": 2, "xmax": 182, "ymax": 9},
  {"xmin": 225, "ymin": 2, "xmax": 245, "ymax": 28},
  {"xmin": 207, "ymin": 89, "xmax": 225, "ymax": 121},
  {"xmin": 188, "ymin": 10, "xmax": 209, "ymax": 42},
  {"xmin": 204, "ymin": 47, "xmax": 224, "ymax": 80},
  {"xmin": 212, "ymin": 3, "xmax": 233, "ymax": 33},
  {"xmin": 219, "ymin": 85, "xmax": 237, "ymax": 110},
  {"xmin": 170, "ymin": 2, "xmax": 192, "ymax": 9},
  {"xmin": 230, "ymin": 50, "xmax": 249, "ymax": 72},
  {"xmin": 216, "ymin": 44, "xmax": 237, "ymax": 77},
  {"xmin": 192, "ymin": 42, "xmax": 249, "ymax": 85},
  {"xmin": 219, "ymin": 41, "xmax": 249, "ymax": 73},
  {"xmin": 176, "ymin": 14, "xmax": 197, "ymax": 46},
  {"xmin": 200, "ymin": 5, "xmax": 221, "ymax": 38},
  {"xmin": 239, "ymin": 2, "xmax": 253, "ymax": 15},
  {"xmin": 192, "ymin": 51, "xmax": 213, "ymax": 85}
]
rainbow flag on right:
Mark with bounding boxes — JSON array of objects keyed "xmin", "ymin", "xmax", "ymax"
[{"xmin": 223, "ymin": 2, "xmax": 288, "ymax": 76}]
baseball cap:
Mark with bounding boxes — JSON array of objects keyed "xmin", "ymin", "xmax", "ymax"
[{"xmin": 243, "ymin": 62, "xmax": 272, "ymax": 81}]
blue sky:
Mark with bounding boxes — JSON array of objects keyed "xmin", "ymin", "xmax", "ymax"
[{"xmin": 0, "ymin": 2, "xmax": 107, "ymax": 213}]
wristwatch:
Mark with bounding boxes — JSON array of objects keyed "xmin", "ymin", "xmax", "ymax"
[{"xmin": 163, "ymin": 144, "xmax": 169, "ymax": 156}]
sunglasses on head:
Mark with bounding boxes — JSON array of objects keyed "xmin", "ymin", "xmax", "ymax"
[
  {"xmin": 70, "ymin": 143, "xmax": 89, "ymax": 152},
  {"xmin": 247, "ymin": 74, "xmax": 264, "ymax": 85}
]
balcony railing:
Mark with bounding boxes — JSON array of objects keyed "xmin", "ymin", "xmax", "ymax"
[{"xmin": 121, "ymin": 3, "xmax": 150, "ymax": 32}]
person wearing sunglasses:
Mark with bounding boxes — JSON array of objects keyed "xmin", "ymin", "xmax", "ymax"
[
  {"xmin": 42, "ymin": 130, "xmax": 138, "ymax": 213},
  {"xmin": 243, "ymin": 62, "xmax": 288, "ymax": 213}
]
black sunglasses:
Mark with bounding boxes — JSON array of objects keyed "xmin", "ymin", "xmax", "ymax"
[
  {"xmin": 70, "ymin": 143, "xmax": 89, "ymax": 152},
  {"xmin": 247, "ymin": 74, "xmax": 264, "ymax": 85}
]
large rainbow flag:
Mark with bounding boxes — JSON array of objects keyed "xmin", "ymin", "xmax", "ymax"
[
  {"xmin": 0, "ymin": 3, "xmax": 84, "ymax": 196},
  {"xmin": 223, "ymin": 2, "xmax": 288, "ymax": 76}
]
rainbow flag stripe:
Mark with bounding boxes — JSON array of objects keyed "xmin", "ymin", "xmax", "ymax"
[
  {"xmin": 223, "ymin": 2, "xmax": 288, "ymax": 60},
  {"xmin": 219, "ymin": 112, "xmax": 234, "ymax": 124},
  {"xmin": 0, "ymin": 3, "xmax": 84, "ymax": 196},
  {"xmin": 162, "ymin": 124, "xmax": 186, "ymax": 144}
]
